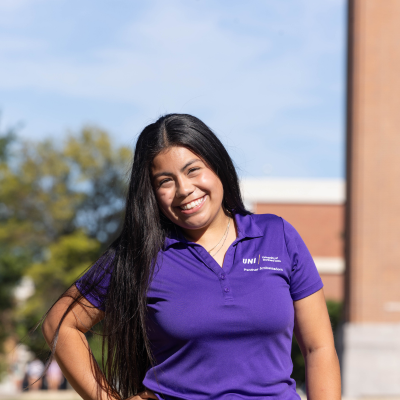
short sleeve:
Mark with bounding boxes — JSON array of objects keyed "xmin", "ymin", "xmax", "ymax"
[
  {"xmin": 282, "ymin": 219, "xmax": 323, "ymax": 301},
  {"xmin": 75, "ymin": 253, "xmax": 114, "ymax": 311}
]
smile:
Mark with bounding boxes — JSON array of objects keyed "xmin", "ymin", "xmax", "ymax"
[{"xmin": 179, "ymin": 195, "xmax": 206, "ymax": 210}]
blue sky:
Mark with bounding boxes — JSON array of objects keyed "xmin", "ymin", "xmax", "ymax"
[{"xmin": 0, "ymin": 0, "xmax": 346, "ymax": 178}]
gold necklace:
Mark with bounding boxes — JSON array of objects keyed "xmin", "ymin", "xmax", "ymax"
[{"xmin": 208, "ymin": 217, "xmax": 231, "ymax": 256}]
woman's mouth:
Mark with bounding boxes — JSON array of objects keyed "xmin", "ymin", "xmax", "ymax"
[{"xmin": 178, "ymin": 195, "xmax": 206, "ymax": 213}]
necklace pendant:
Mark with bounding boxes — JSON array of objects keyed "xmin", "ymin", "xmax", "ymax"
[{"xmin": 208, "ymin": 217, "xmax": 231, "ymax": 257}]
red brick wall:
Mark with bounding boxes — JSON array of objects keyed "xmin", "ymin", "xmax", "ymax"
[
  {"xmin": 254, "ymin": 203, "xmax": 345, "ymax": 302},
  {"xmin": 321, "ymin": 275, "xmax": 344, "ymax": 302},
  {"xmin": 254, "ymin": 203, "xmax": 344, "ymax": 257},
  {"xmin": 346, "ymin": 0, "xmax": 400, "ymax": 323}
]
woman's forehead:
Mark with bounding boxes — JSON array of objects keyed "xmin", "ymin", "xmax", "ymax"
[{"xmin": 151, "ymin": 146, "xmax": 202, "ymax": 173}]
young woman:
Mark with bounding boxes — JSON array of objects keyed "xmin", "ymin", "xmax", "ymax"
[{"xmin": 42, "ymin": 114, "xmax": 341, "ymax": 400}]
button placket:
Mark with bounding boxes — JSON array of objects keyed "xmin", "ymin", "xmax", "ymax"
[
  {"xmin": 218, "ymin": 272, "xmax": 233, "ymax": 301},
  {"xmin": 220, "ymin": 277, "xmax": 233, "ymax": 301},
  {"xmin": 192, "ymin": 245, "xmax": 234, "ymax": 301},
  {"xmin": 219, "ymin": 246, "xmax": 234, "ymax": 302}
]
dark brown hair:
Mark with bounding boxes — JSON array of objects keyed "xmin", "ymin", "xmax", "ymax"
[{"xmin": 47, "ymin": 114, "xmax": 249, "ymax": 399}]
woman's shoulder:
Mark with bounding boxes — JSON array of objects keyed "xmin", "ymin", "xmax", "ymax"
[
  {"xmin": 245, "ymin": 212, "xmax": 284, "ymax": 226},
  {"xmin": 236, "ymin": 212, "xmax": 286, "ymax": 237},
  {"xmin": 247, "ymin": 212, "xmax": 300, "ymax": 239}
]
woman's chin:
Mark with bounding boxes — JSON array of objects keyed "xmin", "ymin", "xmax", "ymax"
[{"xmin": 179, "ymin": 217, "xmax": 208, "ymax": 231}]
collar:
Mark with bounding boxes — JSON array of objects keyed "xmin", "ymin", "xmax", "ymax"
[{"xmin": 164, "ymin": 212, "xmax": 263, "ymax": 249}]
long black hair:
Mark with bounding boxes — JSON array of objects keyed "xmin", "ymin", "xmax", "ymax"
[{"xmin": 48, "ymin": 114, "xmax": 250, "ymax": 399}]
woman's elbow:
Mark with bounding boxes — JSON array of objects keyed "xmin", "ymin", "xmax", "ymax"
[
  {"xmin": 41, "ymin": 298, "xmax": 73, "ymax": 346},
  {"xmin": 42, "ymin": 311, "xmax": 59, "ymax": 346}
]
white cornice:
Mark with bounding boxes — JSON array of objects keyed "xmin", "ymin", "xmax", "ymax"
[
  {"xmin": 240, "ymin": 178, "xmax": 345, "ymax": 205},
  {"xmin": 313, "ymin": 257, "xmax": 345, "ymax": 274}
]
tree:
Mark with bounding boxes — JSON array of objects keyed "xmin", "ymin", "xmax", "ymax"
[
  {"xmin": 0, "ymin": 118, "xmax": 28, "ymax": 353},
  {"xmin": 17, "ymin": 231, "xmax": 102, "ymax": 356},
  {"xmin": 63, "ymin": 126, "xmax": 132, "ymax": 243},
  {"xmin": 0, "ymin": 125, "xmax": 132, "ymax": 357}
]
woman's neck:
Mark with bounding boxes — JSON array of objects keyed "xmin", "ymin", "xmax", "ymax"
[{"xmin": 181, "ymin": 208, "xmax": 232, "ymax": 248}]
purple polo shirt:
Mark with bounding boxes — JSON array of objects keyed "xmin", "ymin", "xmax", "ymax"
[{"xmin": 76, "ymin": 213, "xmax": 323, "ymax": 400}]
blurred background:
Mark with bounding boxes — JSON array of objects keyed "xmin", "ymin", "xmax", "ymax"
[{"xmin": 1, "ymin": 0, "xmax": 399, "ymax": 399}]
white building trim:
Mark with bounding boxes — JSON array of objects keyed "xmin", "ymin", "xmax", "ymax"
[
  {"xmin": 240, "ymin": 178, "xmax": 345, "ymax": 205},
  {"xmin": 313, "ymin": 257, "xmax": 345, "ymax": 274}
]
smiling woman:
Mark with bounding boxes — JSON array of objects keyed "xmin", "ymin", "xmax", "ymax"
[
  {"xmin": 41, "ymin": 114, "xmax": 341, "ymax": 400},
  {"xmin": 152, "ymin": 147, "xmax": 225, "ymax": 228},
  {"xmin": 152, "ymin": 146, "xmax": 234, "ymax": 267}
]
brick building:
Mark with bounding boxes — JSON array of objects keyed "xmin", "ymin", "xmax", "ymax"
[
  {"xmin": 342, "ymin": 0, "xmax": 400, "ymax": 397},
  {"xmin": 241, "ymin": 178, "xmax": 345, "ymax": 302}
]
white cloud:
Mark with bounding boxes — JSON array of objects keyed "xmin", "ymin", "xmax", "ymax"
[
  {"xmin": 0, "ymin": 0, "xmax": 345, "ymax": 177},
  {"xmin": 0, "ymin": 0, "xmax": 46, "ymax": 25},
  {"xmin": 0, "ymin": 1, "xmax": 334, "ymax": 98},
  {"xmin": 0, "ymin": 37, "xmax": 47, "ymax": 53}
]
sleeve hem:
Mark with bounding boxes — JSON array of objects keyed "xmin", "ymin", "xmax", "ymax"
[
  {"xmin": 291, "ymin": 280, "xmax": 324, "ymax": 301},
  {"xmin": 75, "ymin": 282, "xmax": 105, "ymax": 311}
]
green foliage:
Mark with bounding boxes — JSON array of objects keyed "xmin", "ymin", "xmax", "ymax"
[
  {"xmin": 291, "ymin": 300, "xmax": 343, "ymax": 386},
  {"xmin": 291, "ymin": 335, "xmax": 305, "ymax": 386},
  {"xmin": 0, "ymin": 125, "xmax": 132, "ymax": 356},
  {"xmin": 87, "ymin": 323, "xmax": 107, "ymax": 371},
  {"xmin": 0, "ymin": 251, "xmax": 28, "ymax": 316},
  {"xmin": 63, "ymin": 126, "xmax": 132, "ymax": 243},
  {"xmin": 0, "ymin": 113, "xmax": 18, "ymax": 163},
  {"xmin": 326, "ymin": 299, "xmax": 343, "ymax": 334},
  {"xmin": 0, "ymin": 132, "xmax": 15, "ymax": 163},
  {"xmin": 0, "ymin": 122, "xmax": 28, "ymax": 353},
  {"xmin": 23, "ymin": 231, "xmax": 101, "ymax": 316},
  {"xmin": 0, "ymin": 251, "xmax": 30, "ymax": 352},
  {"xmin": 15, "ymin": 231, "xmax": 101, "ymax": 358}
]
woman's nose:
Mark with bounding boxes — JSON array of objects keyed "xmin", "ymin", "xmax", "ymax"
[{"xmin": 176, "ymin": 177, "xmax": 194, "ymax": 197}]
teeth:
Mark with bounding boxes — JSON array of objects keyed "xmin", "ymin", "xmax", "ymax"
[{"xmin": 181, "ymin": 197, "xmax": 204, "ymax": 210}]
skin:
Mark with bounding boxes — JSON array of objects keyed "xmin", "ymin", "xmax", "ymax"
[
  {"xmin": 151, "ymin": 146, "xmax": 236, "ymax": 267},
  {"xmin": 42, "ymin": 145, "xmax": 341, "ymax": 400}
]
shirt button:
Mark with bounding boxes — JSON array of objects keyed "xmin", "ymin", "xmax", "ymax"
[
  {"xmin": 220, "ymin": 273, "xmax": 226, "ymax": 280},
  {"xmin": 224, "ymin": 287, "xmax": 230, "ymax": 293}
]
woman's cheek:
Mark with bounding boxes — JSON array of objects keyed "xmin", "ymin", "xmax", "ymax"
[
  {"xmin": 158, "ymin": 191, "xmax": 174, "ymax": 210},
  {"xmin": 197, "ymin": 173, "xmax": 215, "ymax": 190},
  {"xmin": 200, "ymin": 174, "xmax": 223, "ymax": 199}
]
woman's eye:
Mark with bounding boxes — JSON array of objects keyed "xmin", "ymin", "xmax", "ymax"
[
  {"xmin": 158, "ymin": 178, "xmax": 171, "ymax": 187},
  {"xmin": 188, "ymin": 167, "xmax": 199, "ymax": 174}
]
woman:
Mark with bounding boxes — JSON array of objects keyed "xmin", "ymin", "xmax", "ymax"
[{"xmin": 42, "ymin": 114, "xmax": 341, "ymax": 400}]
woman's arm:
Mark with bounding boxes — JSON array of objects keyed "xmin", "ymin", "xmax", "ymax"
[
  {"xmin": 293, "ymin": 288, "xmax": 341, "ymax": 400},
  {"xmin": 42, "ymin": 285, "xmax": 115, "ymax": 400},
  {"xmin": 42, "ymin": 285, "xmax": 157, "ymax": 400}
]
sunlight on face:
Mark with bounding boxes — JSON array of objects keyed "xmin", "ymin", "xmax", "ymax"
[{"xmin": 151, "ymin": 146, "xmax": 225, "ymax": 232}]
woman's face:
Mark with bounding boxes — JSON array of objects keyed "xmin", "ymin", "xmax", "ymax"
[{"xmin": 151, "ymin": 146, "xmax": 225, "ymax": 232}]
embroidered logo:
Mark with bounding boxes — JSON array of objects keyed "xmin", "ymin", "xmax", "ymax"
[
  {"xmin": 262, "ymin": 256, "xmax": 281, "ymax": 263},
  {"xmin": 243, "ymin": 255, "xmax": 283, "ymax": 271}
]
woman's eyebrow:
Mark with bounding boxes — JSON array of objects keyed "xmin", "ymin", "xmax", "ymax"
[
  {"xmin": 181, "ymin": 158, "xmax": 201, "ymax": 171},
  {"xmin": 152, "ymin": 159, "xmax": 201, "ymax": 180}
]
